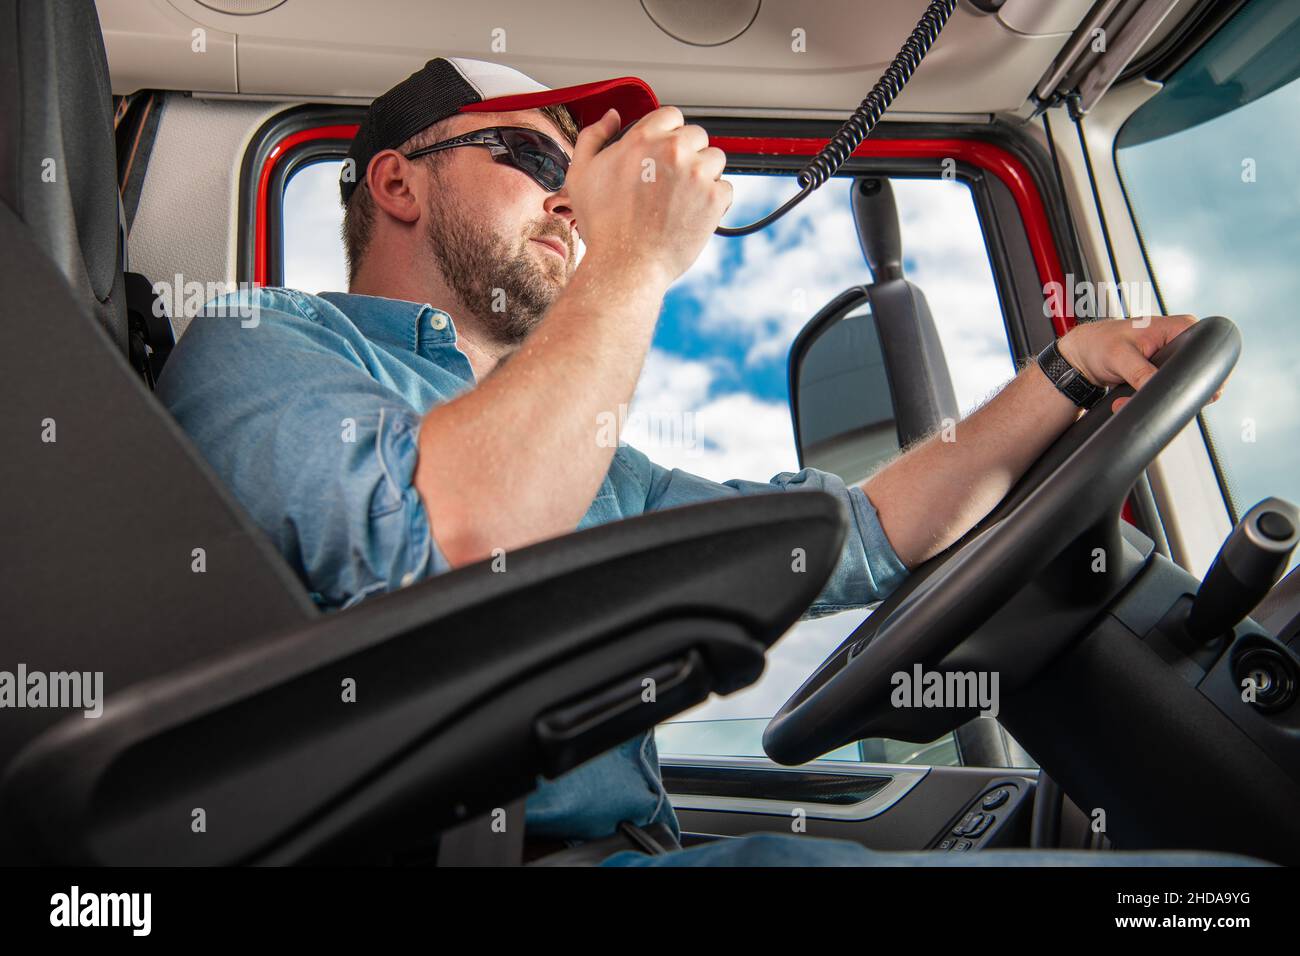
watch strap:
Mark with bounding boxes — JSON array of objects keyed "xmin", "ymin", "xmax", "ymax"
[{"xmin": 1036, "ymin": 338, "xmax": 1106, "ymax": 409}]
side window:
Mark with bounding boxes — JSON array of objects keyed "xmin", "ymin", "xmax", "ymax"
[
  {"xmin": 1115, "ymin": 0, "xmax": 1300, "ymax": 573},
  {"xmin": 644, "ymin": 173, "xmax": 1015, "ymax": 764}
]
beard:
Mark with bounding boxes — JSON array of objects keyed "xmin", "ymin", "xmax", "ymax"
[{"xmin": 421, "ymin": 177, "xmax": 572, "ymax": 347}]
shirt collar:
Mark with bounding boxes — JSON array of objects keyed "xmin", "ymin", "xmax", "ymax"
[{"xmin": 317, "ymin": 291, "xmax": 458, "ymax": 354}]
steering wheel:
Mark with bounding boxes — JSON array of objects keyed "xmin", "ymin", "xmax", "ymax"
[{"xmin": 763, "ymin": 316, "xmax": 1241, "ymax": 766}]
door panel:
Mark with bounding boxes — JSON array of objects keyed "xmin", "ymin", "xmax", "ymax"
[{"xmin": 664, "ymin": 756, "xmax": 1036, "ymax": 852}]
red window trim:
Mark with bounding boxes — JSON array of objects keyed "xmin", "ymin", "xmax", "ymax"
[
  {"xmin": 254, "ymin": 126, "xmax": 1074, "ymax": 335},
  {"xmin": 253, "ymin": 124, "xmax": 358, "ymax": 288}
]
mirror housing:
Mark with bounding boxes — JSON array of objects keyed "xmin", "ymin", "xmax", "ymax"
[{"xmin": 789, "ymin": 178, "xmax": 959, "ymax": 484}]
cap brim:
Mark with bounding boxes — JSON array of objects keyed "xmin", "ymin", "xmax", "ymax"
[{"xmin": 459, "ymin": 75, "xmax": 659, "ymax": 130}]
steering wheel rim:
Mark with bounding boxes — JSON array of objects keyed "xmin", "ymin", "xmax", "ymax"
[{"xmin": 763, "ymin": 316, "xmax": 1242, "ymax": 766}]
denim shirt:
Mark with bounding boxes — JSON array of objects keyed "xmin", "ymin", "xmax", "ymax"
[{"xmin": 156, "ymin": 288, "xmax": 911, "ymax": 843}]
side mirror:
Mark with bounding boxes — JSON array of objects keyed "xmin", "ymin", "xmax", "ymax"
[
  {"xmin": 790, "ymin": 289, "xmax": 900, "ymax": 485},
  {"xmin": 789, "ymin": 177, "xmax": 959, "ymax": 485}
]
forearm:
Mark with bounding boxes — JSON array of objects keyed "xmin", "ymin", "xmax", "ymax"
[
  {"xmin": 414, "ymin": 254, "xmax": 669, "ymax": 566},
  {"xmin": 861, "ymin": 357, "xmax": 1082, "ymax": 569}
]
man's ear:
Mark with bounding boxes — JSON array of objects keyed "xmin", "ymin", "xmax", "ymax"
[{"xmin": 366, "ymin": 149, "xmax": 423, "ymax": 225}]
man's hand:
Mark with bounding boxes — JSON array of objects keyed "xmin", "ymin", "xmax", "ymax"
[
  {"xmin": 564, "ymin": 106, "xmax": 731, "ymax": 288},
  {"xmin": 1057, "ymin": 315, "xmax": 1229, "ymax": 413}
]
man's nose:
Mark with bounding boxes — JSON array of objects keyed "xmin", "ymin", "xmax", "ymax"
[{"xmin": 543, "ymin": 187, "xmax": 577, "ymax": 236}]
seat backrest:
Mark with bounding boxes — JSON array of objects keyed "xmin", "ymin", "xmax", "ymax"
[
  {"xmin": 0, "ymin": 0, "xmax": 319, "ymax": 775},
  {"xmin": 0, "ymin": 0, "xmax": 128, "ymax": 356}
]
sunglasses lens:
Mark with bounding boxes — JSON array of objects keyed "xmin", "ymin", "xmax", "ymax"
[{"xmin": 504, "ymin": 130, "xmax": 568, "ymax": 191}]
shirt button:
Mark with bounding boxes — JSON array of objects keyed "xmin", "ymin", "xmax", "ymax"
[
  {"xmin": 429, "ymin": 313, "xmax": 448, "ymax": 331},
  {"xmin": 400, "ymin": 572, "xmax": 417, "ymax": 587}
]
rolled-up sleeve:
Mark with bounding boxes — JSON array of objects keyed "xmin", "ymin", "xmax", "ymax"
[
  {"xmin": 614, "ymin": 445, "xmax": 910, "ymax": 618},
  {"xmin": 157, "ymin": 293, "xmax": 450, "ymax": 611}
]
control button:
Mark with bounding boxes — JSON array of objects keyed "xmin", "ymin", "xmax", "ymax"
[
  {"xmin": 937, "ymin": 838, "xmax": 955, "ymax": 851},
  {"xmin": 953, "ymin": 812, "xmax": 987, "ymax": 836},
  {"xmin": 952, "ymin": 840, "xmax": 973, "ymax": 852},
  {"xmin": 952, "ymin": 811, "xmax": 978, "ymax": 835},
  {"xmin": 1234, "ymin": 646, "xmax": 1297, "ymax": 713},
  {"xmin": 1257, "ymin": 511, "xmax": 1295, "ymax": 542},
  {"xmin": 964, "ymin": 814, "xmax": 993, "ymax": 838},
  {"xmin": 981, "ymin": 788, "xmax": 1010, "ymax": 811}
]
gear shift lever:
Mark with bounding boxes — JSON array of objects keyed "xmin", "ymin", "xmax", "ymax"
[{"xmin": 1187, "ymin": 497, "xmax": 1299, "ymax": 644}]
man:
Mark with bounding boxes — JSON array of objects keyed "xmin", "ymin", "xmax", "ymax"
[{"xmin": 157, "ymin": 57, "xmax": 1228, "ymax": 866}]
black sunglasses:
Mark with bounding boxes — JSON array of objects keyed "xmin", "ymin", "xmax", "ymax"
[{"xmin": 403, "ymin": 126, "xmax": 571, "ymax": 192}]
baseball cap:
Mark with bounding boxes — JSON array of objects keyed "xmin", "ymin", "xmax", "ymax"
[{"xmin": 340, "ymin": 56, "xmax": 659, "ymax": 204}]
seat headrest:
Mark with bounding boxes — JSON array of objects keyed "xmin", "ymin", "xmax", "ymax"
[{"xmin": 0, "ymin": 0, "xmax": 127, "ymax": 354}]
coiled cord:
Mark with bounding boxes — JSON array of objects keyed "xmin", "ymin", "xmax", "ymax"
[{"xmin": 715, "ymin": 0, "xmax": 958, "ymax": 237}]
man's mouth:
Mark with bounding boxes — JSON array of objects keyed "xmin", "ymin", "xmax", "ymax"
[{"xmin": 530, "ymin": 236, "xmax": 568, "ymax": 261}]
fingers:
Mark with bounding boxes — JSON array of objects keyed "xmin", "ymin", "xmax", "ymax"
[
  {"xmin": 1112, "ymin": 314, "xmax": 1227, "ymax": 411},
  {"xmin": 695, "ymin": 145, "xmax": 727, "ymax": 182},
  {"xmin": 713, "ymin": 176, "xmax": 734, "ymax": 218},
  {"xmin": 675, "ymin": 123, "xmax": 711, "ymax": 155},
  {"xmin": 1114, "ymin": 344, "xmax": 1160, "ymax": 394},
  {"xmin": 609, "ymin": 107, "xmax": 725, "ymax": 189},
  {"xmin": 636, "ymin": 104, "xmax": 685, "ymax": 135},
  {"xmin": 582, "ymin": 106, "xmax": 717, "ymax": 172},
  {"xmin": 624, "ymin": 110, "xmax": 710, "ymax": 159},
  {"xmin": 572, "ymin": 108, "xmax": 622, "ymax": 166},
  {"xmin": 1134, "ymin": 313, "xmax": 1196, "ymax": 354},
  {"xmin": 1136, "ymin": 314, "xmax": 1224, "ymax": 405}
]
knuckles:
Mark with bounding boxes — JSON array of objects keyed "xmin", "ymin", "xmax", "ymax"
[{"xmin": 656, "ymin": 104, "xmax": 684, "ymax": 126}]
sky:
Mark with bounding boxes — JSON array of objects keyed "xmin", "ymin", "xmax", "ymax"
[
  {"xmin": 1116, "ymin": 73, "xmax": 1300, "ymax": 544},
  {"xmin": 283, "ymin": 162, "xmax": 1017, "ymax": 757}
]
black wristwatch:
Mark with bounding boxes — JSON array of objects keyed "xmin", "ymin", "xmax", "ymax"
[{"xmin": 1035, "ymin": 338, "xmax": 1106, "ymax": 410}]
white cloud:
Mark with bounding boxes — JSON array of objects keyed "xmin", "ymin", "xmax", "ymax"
[
  {"xmin": 665, "ymin": 175, "xmax": 1015, "ymax": 416},
  {"xmin": 625, "ymin": 349, "xmax": 797, "ymax": 483}
]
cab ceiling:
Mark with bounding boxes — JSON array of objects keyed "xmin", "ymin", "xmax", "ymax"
[{"xmin": 97, "ymin": 0, "xmax": 1131, "ymax": 118}]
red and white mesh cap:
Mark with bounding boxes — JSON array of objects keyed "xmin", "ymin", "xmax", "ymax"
[{"xmin": 341, "ymin": 56, "xmax": 659, "ymax": 204}]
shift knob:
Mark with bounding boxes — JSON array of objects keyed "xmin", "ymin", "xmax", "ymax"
[{"xmin": 1186, "ymin": 497, "xmax": 1299, "ymax": 644}]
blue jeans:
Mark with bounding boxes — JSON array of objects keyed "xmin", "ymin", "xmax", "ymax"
[{"xmin": 598, "ymin": 832, "xmax": 1270, "ymax": 866}]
